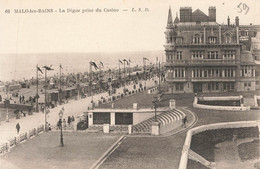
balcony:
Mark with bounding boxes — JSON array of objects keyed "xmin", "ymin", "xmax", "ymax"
[
  {"xmin": 191, "ymin": 76, "xmax": 236, "ymax": 82},
  {"xmin": 165, "ymin": 60, "xmax": 188, "ymax": 66},
  {"xmin": 165, "ymin": 59, "xmax": 237, "ymax": 66},
  {"xmin": 166, "ymin": 77, "xmax": 187, "ymax": 82}
]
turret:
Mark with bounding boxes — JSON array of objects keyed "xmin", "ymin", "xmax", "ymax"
[{"xmin": 166, "ymin": 7, "xmax": 174, "ymax": 29}]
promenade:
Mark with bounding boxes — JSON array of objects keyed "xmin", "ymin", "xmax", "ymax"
[{"xmin": 0, "ymin": 77, "xmax": 159, "ymax": 145}]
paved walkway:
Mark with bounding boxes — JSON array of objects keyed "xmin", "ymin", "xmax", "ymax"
[{"xmin": 0, "ymin": 78, "xmax": 158, "ymax": 145}]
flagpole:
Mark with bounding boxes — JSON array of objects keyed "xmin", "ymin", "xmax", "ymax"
[
  {"xmin": 119, "ymin": 61, "xmax": 121, "ymax": 87},
  {"xmin": 159, "ymin": 61, "xmax": 161, "ymax": 94},
  {"xmin": 59, "ymin": 64, "xmax": 62, "ymax": 104},
  {"xmin": 143, "ymin": 58, "xmax": 146, "ymax": 89},
  {"xmin": 89, "ymin": 62, "xmax": 93, "ymax": 103},
  {"xmin": 123, "ymin": 60, "xmax": 126, "ymax": 92},
  {"xmin": 44, "ymin": 68, "xmax": 47, "ymax": 131},
  {"xmin": 128, "ymin": 59, "xmax": 130, "ymax": 83},
  {"xmin": 36, "ymin": 64, "xmax": 39, "ymax": 112}
]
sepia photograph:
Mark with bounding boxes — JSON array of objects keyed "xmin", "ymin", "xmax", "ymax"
[{"xmin": 0, "ymin": 0, "xmax": 260, "ymax": 168}]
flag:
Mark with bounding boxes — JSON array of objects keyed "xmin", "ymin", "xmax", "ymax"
[
  {"xmin": 99, "ymin": 61, "xmax": 104, "ymax": 68},
  {"xmin": 143, "ymin": 57, "xmax": 149, "ymax": 61},
  {"xmin": 156, "ymin": 57, "xmax": 158, "ymax": 62},
  {"xmin": 90, "ymin": 61, "xmax": 99, "ymax": 70},
  {"xmin": 37, "ymin": 66, "xmax": 43, "ymax": 74},
  {"xmin": 123, "ymin": 59, "xmax": 129, "ymax": 65},
  {"xmin": 60, "ymin": 64, "xmax": 63, "ymax": 69},
  {"xmin": 43, "ymin": 65, "xmax": 54, "ymax": 70},
  {"xmin": 119, "ymin": 60, "xmax": 123, "ymax": 64}
]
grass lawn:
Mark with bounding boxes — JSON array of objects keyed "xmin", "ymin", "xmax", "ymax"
[
  {"xmin": 3, "ymin": 132, "xmax": 122, "ymax": 169},
  {"xmin": 100, "ymin": 133, "xmax": 187, "ymax": 169},
  {"xmin": 238, "ymin": 139, "xmax": 260, "ymax": 161}
]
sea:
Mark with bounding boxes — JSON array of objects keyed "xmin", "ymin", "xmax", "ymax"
[{"xmin": 0, "ymin": 50, "xmax": 164, "ymax": 82}]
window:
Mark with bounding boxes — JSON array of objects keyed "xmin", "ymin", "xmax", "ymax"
[
  {"xmin": 244, "ymin": 82, "xmax": 251, "ymax": 87},
  {"xmin": 208, "ymin": 37, "xmax": 217, "ymax": 44},
  {"xmin": 177, "ymin": 52, "xmax": 182, "ymax": 60},
  {"xmin": 207, "ymin": 51, "xmax": 219, "ymax": 59},
  {"xmin": 192, "ymin": 51, "xmax": 204, "ymax": 59},
  {"xmin": 225, "ymin": 33, "xmax": 232, "ymax": 43},
  {"xmin": 193, "ymin": 34, "xmax": 201, "ymax": 44},
  {"xmin": 176, "ymin": 83, "xmax": 184, "ymax": 91},
  {"xmin": 223, "ymin": 51, "xmax": 235, "ymax": 59}
]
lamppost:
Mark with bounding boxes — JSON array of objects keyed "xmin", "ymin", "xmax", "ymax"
[
  {"xmin": 152, "ymin": 96, "xmax": 158, "ymax": 122},
  {"xmin": 59, "ymin": 109, "xmax": 64, "ymax": 147}
]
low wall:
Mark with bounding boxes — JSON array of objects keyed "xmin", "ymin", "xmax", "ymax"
[
  {"xmin": 193, "ymin": 97, "xmax": 250, "ymax": 111},
  {"xmin": 178, "ymin": 120, "xmax": 260, "ymax": 169},
  {"xmin": 198, "ymin": 96, "xmax": 241, "ymax": 101},
  {"xmin": 0, "ymin": 103, "xmax": 33, "ymax": 111},
  {"xmin": 254, "ymin": 95, "xmax": 260, "ymax": 107}
]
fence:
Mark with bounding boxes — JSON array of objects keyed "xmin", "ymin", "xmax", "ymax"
[{"xmin": 0, "ymin": 124, "xmax": 45, "ymax": 157}]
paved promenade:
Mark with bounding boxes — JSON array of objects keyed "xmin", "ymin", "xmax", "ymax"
[{"xmin": 0, "ymin": 78, "xmax": 158, "ymax": 144}]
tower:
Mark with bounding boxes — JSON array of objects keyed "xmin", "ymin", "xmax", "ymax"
[{"xmin": 208, "ymin": 6, "xmax": 216, "ymax": 22}]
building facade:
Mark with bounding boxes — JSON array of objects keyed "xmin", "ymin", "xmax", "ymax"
[{"xmin": 164, "ymin": 6, "xmax": 260, "ymax": 93}]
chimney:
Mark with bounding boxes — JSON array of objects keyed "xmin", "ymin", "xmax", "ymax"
[
  {"xmin": 227, "ymin": 16, "xmax": 230, "ymax": 26},
  {"xmin": 235, "ymin": 16, "xmax": 239, "ymax": 26},
  {"xmin": 180, "ymin": 7, "xmax": 192, "ymax": 22}
]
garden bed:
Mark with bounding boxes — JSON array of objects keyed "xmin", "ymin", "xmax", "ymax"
[
  {"xmin": 190, "ymin": 127, "xmax": 259, "ymax": 162},
  {"xmin": 238, "ymin": 139, "xmax": 260, "ymax": 161}
]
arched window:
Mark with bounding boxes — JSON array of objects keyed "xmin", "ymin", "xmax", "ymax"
[
  {"xmin": 193, "ymin": 34, "xmax": 201, "ymax": 44},
  {"xmin": 225, "ymin": 33, "xmax": 231, "ymax": 43}
]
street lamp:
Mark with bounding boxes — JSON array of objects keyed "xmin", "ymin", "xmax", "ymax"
[
  {"xmin": 58, "ymin": 109, "xmax": 64, "ymax": 147},
  {"xmin": 152, "ymin": 96, "xmax": 158, "ymax": 122}
]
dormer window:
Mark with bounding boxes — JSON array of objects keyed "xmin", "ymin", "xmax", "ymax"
[
  {"xmin": 193, "ymin": 34, "xmax": 201, "ymax": 44},
  {"xmin": 225, "ymin": 33, "xmax": 232, "ymax": 44}
]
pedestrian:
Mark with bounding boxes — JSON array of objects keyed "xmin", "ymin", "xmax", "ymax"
[
  {"xmin": 63, "ymin": 118, "xmax": 66, "ymax": 128},
  {"xmin": 67, "ymin": 116, "xmax": 71, "ymax": 126},
  {"xmin": 16, "ymin": 123, "xmax": 20, "ymax": 134},
  {"xmin": 57, "ymin": 119, "xmax": 61, "ymax": 129},
  {"xmin": 71, "ymin": 116, "xmax": 75, "ymax": 122},
  {"xmin": 182, "ymin": 116, "xmax": 188, "ymax": 128},
  {"xmin": 0, "ymin": 94, "xmax": 2, "ymax": 103}
]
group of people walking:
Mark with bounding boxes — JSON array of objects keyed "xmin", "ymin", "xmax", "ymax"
[{"xmin": 57, "ymin": 115, "xmax": 75, "ymax": 129}]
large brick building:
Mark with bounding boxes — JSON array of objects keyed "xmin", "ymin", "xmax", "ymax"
[{"xmin": 164, "ymin": 6, "xmax": 260, "ymax": 93}]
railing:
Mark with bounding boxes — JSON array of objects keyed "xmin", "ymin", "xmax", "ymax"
[
  {"xmin": 29, "ymin": 128, "xmax": 37, "ymax": 138},
  {"xmin": 0, "ymin": 124, "xmax": 45, "ymax": 157},
  {"xmin": 37, "ymin": 125, "xmax": 44, "ymax": 133},
  {"xmin": 0, "ymin": 143, "xmax": 8, "ymax": 156},
  {"xmin": 191, "ymin": 76, "xmax": 235, "ymax": 81},
  {"xmin": 165, "ymin": 59, "xmax": 236, "ymax": 66},
  {"xmin": 20, "ymin": 132, "xmax": 27, "ymax": 143},
  {"xmin": 191, "ymin": 59, "xmax": 236, "ymax": 64},
  {"xmin": 9, "ymin": 137, "xmax": 16, "ymax": 148}
]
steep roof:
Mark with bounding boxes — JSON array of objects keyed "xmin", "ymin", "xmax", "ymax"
[
  {"xmin": 174, "ymin": 12, "xmax": 180, "ymax": 24},
  {"xmin": 192, "ymin": 9, "xmax": 209, "ymax": 22},
  {"xmin": 166, "ymin": 7, "xmax": 174, "ymax": 28}
]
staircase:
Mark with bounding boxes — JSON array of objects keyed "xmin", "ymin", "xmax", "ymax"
[{"xmin": 133, "ymin": 109, "xmax": 185, "ymax": 133}]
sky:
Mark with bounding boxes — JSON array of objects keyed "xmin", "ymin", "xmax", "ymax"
[{"xmin": 0, "ymin": 0, "xmax": 259, "ymax": 54}]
